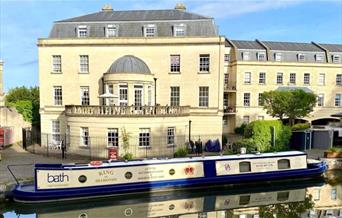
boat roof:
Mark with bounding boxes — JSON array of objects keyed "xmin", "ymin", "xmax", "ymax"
[{"xmin": 59, "ymin": 151, "xmax": 305, "ymax": 169}]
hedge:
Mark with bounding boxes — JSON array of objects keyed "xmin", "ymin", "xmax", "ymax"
[{"xmin": 291, "ymin": 123, "xmax": 311, "ymax": 131}]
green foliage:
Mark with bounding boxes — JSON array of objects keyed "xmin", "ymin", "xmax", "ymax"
[
  {"xmin": 328, "ymin": 147, "xmax": 342, "ymax": 153},
  {"xmin": 232, "ymin": 138, "xmax": 258, "ymax": 153},
  {"xmin": 122, "ymin": 153, "xmax": 133, "ymax": 161},
  {"xmin": 244, "ymin": 120, "xmax": 291, "ymax": 152},
  {"xmin": 5, "ymin": 86, "xmax": 40, "ymax": 125},
  {"xmin": 261, "ymin": 90, "xmax": 317, "ymax": 126},
  {"xmin": 7, "ymin": 100, "xmax": 33, "ymax": 123},
  {"xmin": 291, "ymin": 123, "xmax": 311, "ymax": 131},
  {"xmin": 223, "ymin": 149, "xmax": 235, "ymax": 155},
  {"xmin": 121, "ymin": 128, "xmax": 131, "ymax": 155},
  {"xmin": 174, "ymin": 147, "xmax": 188, "ymax": 158},
  {"xmin": 222, "ymin": 135, "xmax": 228, "ymax": 145},
  {"xmin": 234, "ymin": 123, "xmax": 247, "ymax": 135}
]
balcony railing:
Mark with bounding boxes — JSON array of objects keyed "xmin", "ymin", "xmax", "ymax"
[
  {"xmin": 223, "ymin": 106, "xmax": 237, "ymax": 114},
  {"xmin": 224, "ymin": 83, "xmax": 237, "ymax": 92},
  {"xmin": 65, "ymin": 105, "xmax": 190, "ymax": 117}
]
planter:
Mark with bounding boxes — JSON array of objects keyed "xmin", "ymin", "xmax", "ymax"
[{"xmin": 324, "ymin": 151, "xmax": 342, "ymax": 158}]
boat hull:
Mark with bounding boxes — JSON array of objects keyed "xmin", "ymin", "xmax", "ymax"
[{"xmin": 12, "ymin": 162, "xmax": 327, "ymax": 203}]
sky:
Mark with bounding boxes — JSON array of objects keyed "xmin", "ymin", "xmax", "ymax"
[{"xmin": 0, "ymin": 0, "xmax": 341, "ymax": 92}]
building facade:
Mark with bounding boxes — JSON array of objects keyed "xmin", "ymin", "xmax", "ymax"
[{"xmin": 39, "ymin": 4, "xmax": 342, "ymax": 157}]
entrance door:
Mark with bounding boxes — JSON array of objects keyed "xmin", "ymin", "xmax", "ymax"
[{"xmin": 134, "ymin": 85, "xmax": 143, "ymax": 110}]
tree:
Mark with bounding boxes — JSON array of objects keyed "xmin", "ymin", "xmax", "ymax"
[
  {"xmin": 5, "ymin": 86, "xmax": 40, "ymax": 125},
  {"xmin": 261, "ymin": 90, "xmax": 316, "ymax": 126}
]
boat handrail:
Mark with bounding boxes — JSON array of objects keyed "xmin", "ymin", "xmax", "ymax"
[{"xmin": 7, "ymin": 164, "xmax": 34, "ymax": 185}]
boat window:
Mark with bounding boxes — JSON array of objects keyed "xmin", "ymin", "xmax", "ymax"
[
  {"xmin": 277, "ymin": 191, "xmax": 289, "ymax": 201},
  {"xmin": 239, "ymin": 195, "xmax": 250, "ymax": 205},
  {"xmin": 169, "ymin": 169, "xmax": 175, "ymax": 175},
  {"xmin": 78, "ymin": 175, "xmax": 87, "ymax": 183},
  {"xmin": 239, "ymin": 161, "xmax": 251, "ymax": 172},
  {"xmin": 278, "ymin": 159, "xmax": 291, "ymax": 169},
  {"xmin": 125, "ymin": 172, "xmax": 133, "ymax": 179}
]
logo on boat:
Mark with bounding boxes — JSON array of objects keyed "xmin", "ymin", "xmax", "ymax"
[
  {"xmin": 47, "ymin": 172, "xmax": 69, "ymax": 183},
  {"xmin": 184, "ymin": 166, "xmax": 194, "ymax": 175},
  {"xmin": 224, "ymin": 163, "xmax": 231, "ymax": 171}
]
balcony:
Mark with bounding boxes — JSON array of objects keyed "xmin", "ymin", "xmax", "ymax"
[
  {"xmin": 223, "ymin": 106, "xmax": 237, "ymax": 115},
  {"xmin": 224, "ymin": 83, "xmax": 237, "ymax": 92},
  {"xmin": 65, "ymin": 105, "xmax": 190, "ymax": 117}
]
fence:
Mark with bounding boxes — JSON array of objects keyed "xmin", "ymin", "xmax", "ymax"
[{"xmin": 24, "ymin": 132, "xmax": 224, "ymax": 161}]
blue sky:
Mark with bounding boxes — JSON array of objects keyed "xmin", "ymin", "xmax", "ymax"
[{"xmin": 0, "ymin": 0, "xmax": 341, "ymax": 92}]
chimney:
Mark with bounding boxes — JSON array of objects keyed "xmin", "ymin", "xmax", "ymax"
[
  {"xmin": 174, "ymin": 3, "xmax": 186, "ymax": 11},
  {"xmin": 102, "ymin": 4, "xmax": 113, "ymax": 12}
]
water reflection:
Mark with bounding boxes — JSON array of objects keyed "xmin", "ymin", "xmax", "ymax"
[{"xmin": 2, "ymin": 175, "xmax": 342, "ymax": 218}]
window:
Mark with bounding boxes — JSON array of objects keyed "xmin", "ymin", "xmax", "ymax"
[
  {"xmin": 278, "ymin": 159, "xmax": 290, "ymax": 169},
  {"xmin": 199, "ymin": 54, "xmax": 210, "ymax": 72},
  {"xmin": 289, "ymin": 73, "xmax": 296, "ymax": 84},
  {"xmin": 239, "ymin": 195, "xmax": 251, "ymax": 205},
  {"xmin": 106, "ymin": 25, "xmax": 117, "ymax": 37},
  {"xmin": 335, "ymin": 94, "xmax": 341, "ymax": 107},
  {"xmin": 315, "ymin": 54, "xmax": 323, "ymax": 62},
  {"xmin": 242, "ymin": 52, "xmax": 250, "ymax": 61},
  {"xmin": 317, "ymin": 93, "xmax": 324, "ymax": 107},
  {"xmin": 107, "ymin": 84, "xmax": 114, "ymax": 106},
  {"xmin": 244, "ymin": 72, "xmax": 251, "ymax": 84},
  {"xmin": 144, "ymin": 24, "xmax": 156, "ymax": 37},
  {"xmin": 243, "ymin": 93, "xmax": 250, "ymax": 107},
  {"xmin": 277, "ymin": 192, "xmax": 290, "ymax": 201},
  {"xmin": 170, "ymin": 86, "xmax": 180, "ymax": 106},
  {"xmin": 52, "ymin": 55, "xmax": 61, "ymax": 73},
  {"xmin": 224, "ymin": 74, "xmax": 229, "ymax": 84},
  {"xmin": 80, "ymin": 55, "xmax": 89, "ymax": 73},
  {"xmin": 258, "ymin": 116, "xmax": 264, "ymax": 120},
  {"xmin": 134, "ymin": 85, "xmax": 143, "ymax": 110},
  {"xmin": 107, "ymin": 128, "xmax": 119, "ymax": 147},
  {"xmin": 276, "ymin": 72, "xmax": 283, "ymax": 84},
  {"xmin": 239, "ymin": 162, "xmax": 251, "ymax": 172},
  {"xmin": 333, "ymin": 55, "xmax": 341, "ymax": 63},
  {"xmin": 298, "ymin": 53, "xmax": 305, "ymax": 62},
  {"xmin": 331, "ymin": 188, "xmax": 337, "ymax": 200},
  {"xmin": 77, "ymin": 25, "xmax": 88, "ymax": 37},
  {"xmin": 119, "ymin": 84, "xmax": 128, "ymax": 106},
  {"xmin": 52, "ymin": 120, "xmax": 60, "ymax": 142},
  {"xmin": 336, "ymin": 74, "xmax": 342, "ymax": 85},
  {"xmin": 275, "ymin": 53, "xmax": 282, "ymax": 61},
  {"xmin": 173, "ymin": 24, "xmax": 186, "ymax": 36},
  {"xmin": 304, "ymin": 73, "xmax": 310, "ymax": 85},
  {"xmin": 224, "ymin": 54, "xmax": 230, "ymax": 62},
  {"xmin": 314, "ymin": 189, "xmax": 321, "ymax": 201},
  {"xmin": 243, "ymin": 116, "xmax": 250, "ymax": 124},
  {"xmin": 258, "ymin": 93, "xmax": 263, "ymax": 106},
  {"xmin": 80, "ymin": 127, "xmax": 89, "ymax": 147},
  {"xmin": 80, "ymin": 86, "xmax": 89, "ymax": 105},
  {"xmin": 148, "ymin": 86, "xmax": 152, "ymax": 106},
  {"xmin": 257, "ymin": 52, "xmax": 266, "ymax": 61},
  {"xmin": 318, "ymin": 73, "xmax": 325, "ymax": 85},
  {"xmin": 167, "ymin": 127, "xmax": 175, "ymax": 146},
  {"xmin": 170, "ymin": 55, "xmax": 180, "ymax": 73},
  {"xmin": 259, "ymin": 72, "xmax": 266, "ymax": 84},
  {"xmin": 199, "ymin": 86, "xmax": 209, "ymax": 107},
  {"xmin": 139, "ymin": 128, "xmax": 150, "ymax": 147},
  {"xmin": 53, "ymin": 86, "xmax": 62, "ymax": 105}
]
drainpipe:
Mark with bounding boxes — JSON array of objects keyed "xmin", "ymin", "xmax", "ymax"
[
  {"xmin": 154, "ymin": 78, "xmax": 157, "ymax": 105},
  {"xmin": 102, "ymin": 77, "xmax": 105, "ymax": 105},
  {"xmin": 189, "ymin": 120, "xmax": 192, "ymax": 143}
]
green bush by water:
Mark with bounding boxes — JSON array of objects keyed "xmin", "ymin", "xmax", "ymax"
[{"xmin": 174, "ymin": 147, "xmax": 188, "ymax": 157}]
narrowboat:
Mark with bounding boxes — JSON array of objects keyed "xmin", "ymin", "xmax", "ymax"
[{"xmin": 12, "ymin": 151, "xmax": 327, "ymax": 203}]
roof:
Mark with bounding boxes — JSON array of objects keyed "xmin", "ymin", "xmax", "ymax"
[
  {"xmin": 276, "ymin": 87, "xmax": 313, "ymax": 93},
  {"xmin": 106, "ymin": 55, "xmax": 151, "ymax": 74},
  {"xmin": 57, "ymin": 10, "xmax": 211, "ymax": 23},
  {"xmin": 230, "ymin": 40, "xmax": 265, "ymax": 50},
  {"xmin": 319, "ymin": 43, "xmax": 342, "ymax": 52},
  {"xmin": 262, "ymin": 41, "xmax": 324, "ymax": 52}
]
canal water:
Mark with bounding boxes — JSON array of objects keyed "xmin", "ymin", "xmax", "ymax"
[{"xmin": 1, "ymin": 170, "xmax": 342, "ymax": 218}]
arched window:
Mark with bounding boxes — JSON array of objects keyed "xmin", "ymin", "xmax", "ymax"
[
  {"xmin": 239, "ymin": 161, "xmax": 251, "ymax": 172},
  {"xmin": 278, "ymin": 159, "xmax": 291, "ymax": 169}
]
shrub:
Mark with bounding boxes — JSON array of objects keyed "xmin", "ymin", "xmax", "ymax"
[
  {"xmin": 292, "ymin": 123, "xmax": 311, "ymax": 131},
  {"xmin": 223, "ymin": 149, "xmax": 235, "ymax": 155},
  {"xmin": 232, "ymin": 138, "xmax": 258, "ymax": 153},
  {"xmin": 174, "ymin": 147, "xmax": 188, "ymax": 158},
  {"xmin": 244, "ymin": 120, "xmax": 291, "ymax": 152},
  {"xmin": 234, "ymin": 123, "xmax": 247, "ymax": 135},
  {"xmin": 7, "ymin": 100, "xmax": 33, "ymax": 122},
  {"xmin": 122, "ymin": 153, "xmax": 133, "ymax": 161}
]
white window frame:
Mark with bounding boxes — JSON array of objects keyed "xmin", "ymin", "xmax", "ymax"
[
  {"xmin": 53, "ymin": 86, "xmax": 62, "ymax": 106},
  {"xmin": 337, "ymin": 74, "xmax": 342, "ymax": 86},
  {"xmin": 199, "ymin": 54, "xmax": 210, "ymax": 73},
  {"xmin": 77, "ymin": 25, "xmax": 88, "ymax": 38},
  {"xmin": 167, "ymin": 127, "xmax": 175, "ymax": 146},
  {"xmin": 259, "ymin": 72, "xmax": 266, "ymax": 84},
  {"xmin": 134, "ymin": 85, "xmax": 144, "ymax": 110},
  {"xmin": 224, "ymin": 54, "xmax": 230, "ymax": 62},
  {"xmin": 51, "ymin": 120, "xmax": 61, "ymax": 143},
  {"xmin": 80, "ymin": 127, "xmax": 89, "ymax": 147},
  {"xmin": 199, "ymin": 86, "xmax": 209, "ymax": 107},
  {"xmin": 333, "ymin": 55, "xmax": 341, "ymax": 63},
  {"xmin": 147, "ymin": 86, "xmax": 152, "ymax": 106},
  {"xmin": 106, "ymin": 24, "xmax": 118, "ymax": 37},
  {"xmin": 257, "ymin": 52, "xmax": 266, "ymax": 61},
  {"xmin": 170, "ymin": 55, "xmax": 180, "ymax": 73},
  {"xmin": 318, "ymin": 73, "xmax": 325, "ymax": 85},
  {"xmin": 298, "ymin": 53, "xmax": 305, "ymax": 62},
  {"xmin": 275, "ymin": 53, "xmax": 282, "ymax": 62},
  {"xmin": 258, "ymin": 93, "xmax": 263, "ymax": 106},
  {"xmin": 139, "ymin": 128, "xmax": 151, "ymax": 147},
  {"xmin": 107, "ymin": 128, "xmax": 119, "ymax": 147},
  {"xmin": 144, "ymin": 24, "xmax": 156, "ymax": 37},
  {"xmin": 80, "ymin": 86, "xmax": 90, "ymax": 106},
  {"xmin": 276, "ymin": 72, "xmax": 283, "ymax": 84},
  {"xmin": 303, "ymin": 73, "xmax": 310, "ymax": 85},
  {"xmin": 107, "ymin": 84, "xmax": 114, "ymax": 106},
  {"xmin": 289, "ymin": 73, "xmax": 296, "ymax": 84},
  {"xmin": 52, "ymin": 55, "xmax": 61, "ymax": 73},
  {"xmin": 335, "ymin": 94, "xmax": 341, "ymax": 107},
  {"xmin": 173, "ymin": 24, "xmax": 186, "ymax": 36},
  {"xmin": 243, "ymin": 116, "xmax": 250, "ymax": 124},
  {"xmin": 119, "ymin": 84, "xmax": 128, "ymax": 106},
  {"xmin": 242, "ymin": 52, "xmax": 250, "ymax": 61},
  {"xmin": 315, "ymin": 54, "xmax": 323, "ymax": 62},
  {"xmin": 170, "ymin": 86, "xmax": 180, "ymax": 106},
  {"xmin": 317, "ymin": 93, "xmax": 324, "ymax": 107},
  {"xmin": 79, "ymin": 55, "xmax": 89, "ymax": 73},
  {"xmin": 244, "ymin": 72, "xmax": 251, "ymax": 84},
  {"xmin": 243, "ymin": 93, "xmax": 250, "ymax": 107}
]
